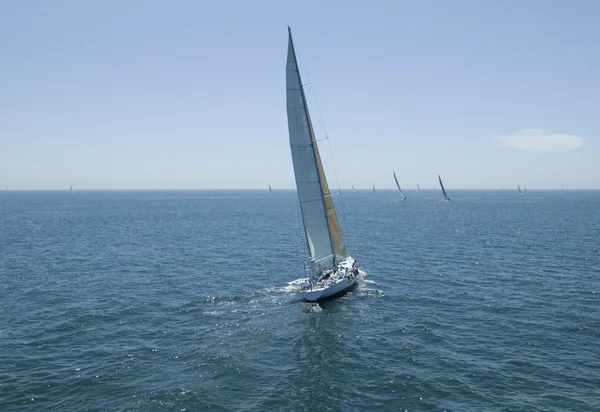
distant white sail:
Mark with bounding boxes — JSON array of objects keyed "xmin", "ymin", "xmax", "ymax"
[
  {"xmin": 393, "ymin": 171, "xmax": 406, "ymax": 200},
  {"xmin": 438, "ymin": 175, "xmax": 450, "ymax": 201}
]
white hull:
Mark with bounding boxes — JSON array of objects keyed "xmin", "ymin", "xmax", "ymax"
[
  {"xmin": 301, "ymin": 276, "xmax": 358, "ymax": 301},
  {"xmin": 300, "ymin": 256, "xmax": 364, "ymax": 302}
]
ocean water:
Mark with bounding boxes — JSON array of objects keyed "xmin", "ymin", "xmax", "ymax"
[{"xmin": 1, "ymin": 189, "xmax": 599, "ymax": 411}]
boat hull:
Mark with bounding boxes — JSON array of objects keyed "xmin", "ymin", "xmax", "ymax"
[{"xmin": 301, "ymin": 276, "xmax": 357, "ymax": 302}]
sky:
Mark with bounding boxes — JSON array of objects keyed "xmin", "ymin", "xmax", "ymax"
[{"xmin": 1, "ymin": 0, "xmax": 599, "ymax": 190}]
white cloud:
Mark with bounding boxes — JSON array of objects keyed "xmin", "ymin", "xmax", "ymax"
[{"xmin": 494, "ymin": 129, "xmax": 584, "ymax": 152}]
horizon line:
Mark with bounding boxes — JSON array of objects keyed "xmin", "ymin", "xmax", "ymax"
[{"xmin": 2, "ymin": 188, "xmax": 597, "ymax": 192}]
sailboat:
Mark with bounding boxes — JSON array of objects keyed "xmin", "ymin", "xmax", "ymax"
[
  {"xmin": 70, "ymin": 185, "xmax": 74, "ymax": 195},
  {"xmin": 352, "ymin": 185, "xmax": 356, "ymax": 193},
  {"xmin": 269, "ymin": 185, "xmax": 273, "ymax": 193},
  {"xmin": 372, "ymin": 185, "xmax": 376, "ymax": 193},
  {"xmin": 438, "ymin": 175, "xmax": 450, "ymax": 201},
  {"xmin": 524, "ymin": 186, "xmax": 528, "ymax": 192},
  {"xmin": 286, "ymin": 27, "xmax": 363, "ymax": 301},
  {"xmin": 393, "ymin": 171, "xmax": 406, "ymax": 200},
  {"xmin": 417, "ymin": 184, "xmax": 420, "ymax": 191},
  {"xmin": 518, "ymin": 185, "xmax": 523, "ymax": 194}
]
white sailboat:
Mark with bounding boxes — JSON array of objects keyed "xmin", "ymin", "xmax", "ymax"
[
  {"xmin": 372, "ymin": 185, "xmax": 376, "ymax": 193},
  {"xmin": 518, "ymin": 185, "xmax": 523, "ymax": 195},
  {"xmin": 417, "ymin": 184, "xmax": 420, "ymax": 191},
  {"xmin": 393, "ymin": 171, "xmax": 406, "ymax": 200},
  {"xmin": 352, "ymin": 185, "xmax": 356, "ymax": 193},
  {"xmin": 438, "ymin": 175, "xmax": 450, "ymax": 201},
  {"xmin": 70, "ymin": 185, "xmax": 74, "ymax": 195},
  {"xmin": 286, "ymin": 27, "xmax": 363, "ymax": 301},
  {"xmin": 269, "ymin": 184, "xmax": 273, "ymax": 193}
]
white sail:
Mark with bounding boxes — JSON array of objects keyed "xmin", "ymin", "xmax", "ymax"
[
  {"xmin": 393, "ymin": 171, "xmax": 406, "ymax": 200},
  {"xmin": 438, "ymin": 175, "xmax": 450, "ymax": 201},
  {"xmin": 286, "ymin": 27, "xmax": 347, "ymax": 269}
]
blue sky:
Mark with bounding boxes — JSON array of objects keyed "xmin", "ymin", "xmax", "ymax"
[{"xmin": 1, "ymin": 0, "xmax": 598, "ymax": 190}]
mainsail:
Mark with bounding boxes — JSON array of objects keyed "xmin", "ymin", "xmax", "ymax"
[
  {"xmin": 286, "ymin": 27, "xmax": 347, "ymax": 269},
  {"xmin": 438, "ymin": 175, "xmax": 450, "ymax": 201},
  {"xmin": 393, "ymin": 171, "xmax": 406, "ymax": 199}
]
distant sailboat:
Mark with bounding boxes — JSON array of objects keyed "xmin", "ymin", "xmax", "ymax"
[
  {"xmin": 393, "ymin": 171, "xmax": 406, "ymax": 200},
  {"xmin": 501, "ymin": 186, "xmax": 504, "ymax": 191},
  {"xmin": 524, "ymin": 186, "xmax": 528, "ymax": 192},
  {"xmin": 70, "ymin": 185, "xmax": 74, "ymax": 195},
  {"xmin": 518, "ymin": 185, "xmax": 523, "ymax": 195},
  {"xmin": 417, "ymin": 184, "xmax": 421, "ymax": 191},
  {"xmin": 352, "ymin": 185, "xmax": 356, "ymax": 193},
  {"xmin": 269, "ymin": 185, "xmax": 272, "ymax": 193},
  {"xmin": 438, "ymin": 175, "xmax": 450, "ymax": 201},
  {"xmin": 286, "ymin": 27, "xmax": 363, "ymax": 302},
  {"xmin": 372, "ymin": 185, "xmax": 376, "ymax": 193}
]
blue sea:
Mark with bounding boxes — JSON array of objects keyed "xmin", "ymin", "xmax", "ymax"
[{"xmin": 1, "ymin": 190, "xmax": 599, "ymax": 411}]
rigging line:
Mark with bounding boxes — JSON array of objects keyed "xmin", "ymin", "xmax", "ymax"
[
  {"xmin": 296, "ymin": 42, "xmax": 349, "ymax": 231},
  {"xmin": 296, "ymin": 51, "xmax": 329, "ymax": 139}
]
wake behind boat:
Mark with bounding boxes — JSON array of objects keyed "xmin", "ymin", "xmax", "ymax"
[{"xmin": 285, "ymin": 27, "xmax": 364, "ymax": 301}]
